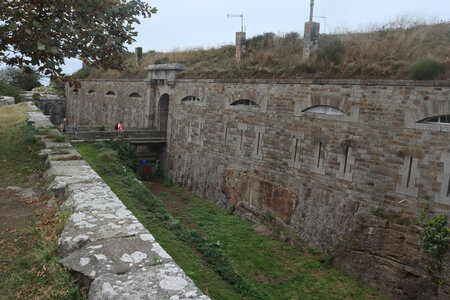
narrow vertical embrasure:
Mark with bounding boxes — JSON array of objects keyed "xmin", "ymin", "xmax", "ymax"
[
  {"xmin": 256, "ymin": 132, "xmax": 261, "ymax": 154},
  {"xmin": 294, "ymin": 138, "xmax": 298, "ymax": 162},
  {"xmin": 317, "ymin": 142, "xmax": 322, "ymax": 168},
  {"xmin": 224, "ymin": 124, "xmax": 228, "ymax": 145},
  {"xmin": 240, "ymin": 130, "xmax": 243, "ymax": 150},
  {"xmin": 447, "ymin": 175, "xmax": 450, "ymax": 197},
  {"xmin": 343, "ymin": 146, "xmax": 349, "ymax": 174},
  {"xmin": 406, "ymin": 157, "xmax": 413, "ymax": 187}
]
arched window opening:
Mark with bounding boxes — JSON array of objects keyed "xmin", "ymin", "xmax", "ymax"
[
  {"xmin": 302, "ymin": 105, "xmax": 347, "ymax": 116},
  {"xmin": 129, "ymin": 92, "xmax": 142, "ymax": 98},
  {"xmin": 181, "ymin": 96, "xmax": 201, "ymax": 102},
  {"xmin": 230, "ymin": 99, "xmax": 259, "ymax": 107},
  {"xmin": 106, "ymin": 91, "xmax": 116, "ymax": 96},
  {"xmin": 418, "ymin": 115, "xmax": 450, "ymax": 124},
  {"xmin": 87, "ymin": 89, "xmax": 95, "ymax": 94},
  {"xmin": 72, "ymin": 89, "xmax": 79, "ymax": 95}
]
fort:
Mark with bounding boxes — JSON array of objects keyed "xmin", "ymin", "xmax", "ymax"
[{"xmin": 63, "ymin": 64, "xmax": 450, "ymax": 298}]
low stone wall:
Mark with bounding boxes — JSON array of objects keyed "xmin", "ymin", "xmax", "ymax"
[
  {"xmin": 0, "ymin": 96, "xmax": 15, "ymax": 106},
  {"xmin": 26, "ymin": 102, "xmax": 209, "ymax": 299},
  {"xmin": 23, "ymin": 92, "xmax": 66, "ymax": 125}
]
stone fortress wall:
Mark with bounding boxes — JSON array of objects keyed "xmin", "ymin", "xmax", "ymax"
[
  {"xmin": 66, "ymin": 77, "xmax": 450, "ymax": 250},
  {"xmin": 167, "ymin": 79, "xmax": 450, "ymax": 249},
  {"xmin": 66, "ymin": 79, "xmax": 152, "ymax": 128},
  {"xmin": 66, "ymin": 75, "xmax": 450, "ymax": 298}
]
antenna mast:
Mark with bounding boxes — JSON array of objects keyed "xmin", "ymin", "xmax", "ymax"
[{"xmin": 227, "ymin": 13, "xmax": 244, "ymax": 32}]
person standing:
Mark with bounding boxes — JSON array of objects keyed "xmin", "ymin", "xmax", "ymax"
[
  {"xmin": 117, "ymin": 121, "xmax": 123, "ymax": 132},
  {"xmin": 60, "ymin": 117, "xmax": 67, "ymax": 133},
  {"xmin": 72, "ymin": 122, "xmax": 78, "ymax": 134}
]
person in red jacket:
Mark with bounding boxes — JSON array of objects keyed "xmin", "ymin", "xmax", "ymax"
[{"xmin": 115, "ymin": 121, "xmax": 123, "ymax": 132}]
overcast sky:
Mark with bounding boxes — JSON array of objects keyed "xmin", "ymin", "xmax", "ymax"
[{"xmin": 61, "ymin": 0, "xmax": 449, "ymax": 78}]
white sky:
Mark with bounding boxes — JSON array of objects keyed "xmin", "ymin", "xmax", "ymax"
[{"xmin": 60, "ymin": 0, "xmax": 450, "ymax": 78}]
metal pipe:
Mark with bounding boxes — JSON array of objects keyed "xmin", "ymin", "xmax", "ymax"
[{"xmin": 309, "ymin": 0, "xmax": 314, "ymax": 22}]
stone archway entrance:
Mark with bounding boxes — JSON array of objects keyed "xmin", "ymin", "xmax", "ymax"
[{"xmin": 158, "ymin": 94, "xmax": 169, "ymax": 131}]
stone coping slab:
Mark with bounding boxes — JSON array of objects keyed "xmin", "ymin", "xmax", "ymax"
[
  {"xmin": 26, "ymin": 106, "xmax": 210, "ymax": 299},
  {"xmin": 59, "ymin": 235, "xmax": 172, "ymax": 280},
  {"xmin": 88, "ymin": 262, "xmax": 209, "ymax": 300},
  {"xmin": 58, "ymin": 208, "xmax": 148, "ymax": 257}
]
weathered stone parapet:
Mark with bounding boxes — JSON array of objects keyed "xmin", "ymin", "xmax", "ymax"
[
  {"xmin": 26, "ymin": 104, "xmax": 209, "ymax": 299},
  {"xmin": 145, "ymin": 63, "xmax": 185, "ymax": 85}
]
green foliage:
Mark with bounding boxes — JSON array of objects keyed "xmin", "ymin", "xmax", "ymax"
[
  {"xmin": 109, "ymin": 140, "xmax": 136, "ymax": 170},
  {"xmin": 32, "ymin": 86, "xmax": 60, "ymax": 95},
  {"xmin": 154, "ymin": 56, "xmax": 169, "ymax": 64},
  {"xmin": 410, "ymin": 58, "xmax": 444, "ymax": 80},
  {"xmin": 317, "ymin": 36, "xmax": 345, "ymax": 65},
  {"xmin": 420, "ymin": 199, "xmax": 429, "ymax": 224},
  {"xmin": 49, "ymin": 78, "xmax": 66, "ymax": 96},
  {"xmin": 0, "ymin": 80, "xmax": 23, "ymax": 103},
  {"xmin": 54, "ymin": 135, "xmax": 67, "ymax": 143},
  {"xmin": 0, "ymin": 67, "xmax": 41, "ymax": 91},
  {"xmin": 0, "ymin": 0, "xmax": 156, "ymax": 79},
  {"xmin": 420, "ymin": 215, "xmax": 450, "ymax": 262},
  {"xmin": 164, "ymin": 178, "xmax": 174, "ymax": 187},
  {"xmin": 32, "ymin": 92, "xmax": 40, "ymax": 100},
  {"xmin": 265, "ymin": 211, "xmax": 275, "ymax": 221},
  {"xmin": 371, "ymin": 207, "xmax": 383, "ymax": 217},
  {"xmin": 247, "ymin": 32, "xmax": 276, "ymax": 50},
  {"xmin": 97, "ymin": 124, "xmax": 106, "ymax": 131},
  {"xmin": 23, "ymin": 131, "xmax": 37, "ymax": 145},
  {"xmin": 73, "ymin": 66, "xmax": 97, "ymax": 79}
]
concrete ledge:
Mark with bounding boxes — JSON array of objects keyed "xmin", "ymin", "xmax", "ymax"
[{"xmin": 26, "ymin": 106, "xmax": 209, "ymax": 299}]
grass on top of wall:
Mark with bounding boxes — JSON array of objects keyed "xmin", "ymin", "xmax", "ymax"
[
  {"xmin": 74, "ymin": 142, "xmax": 387, "ymax": 300},
  {"xmin": 74, "ymin": 19, "xmax": 450, "ymax": 81}
]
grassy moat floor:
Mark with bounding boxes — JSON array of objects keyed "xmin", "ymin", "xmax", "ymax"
[
  {"xmin": 0, "ymin": 103, "xmax": 84, "ymax": 299},
  {"xmin": 75, "ymin": 141, "xmax": 388, "ymax": 300}
]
